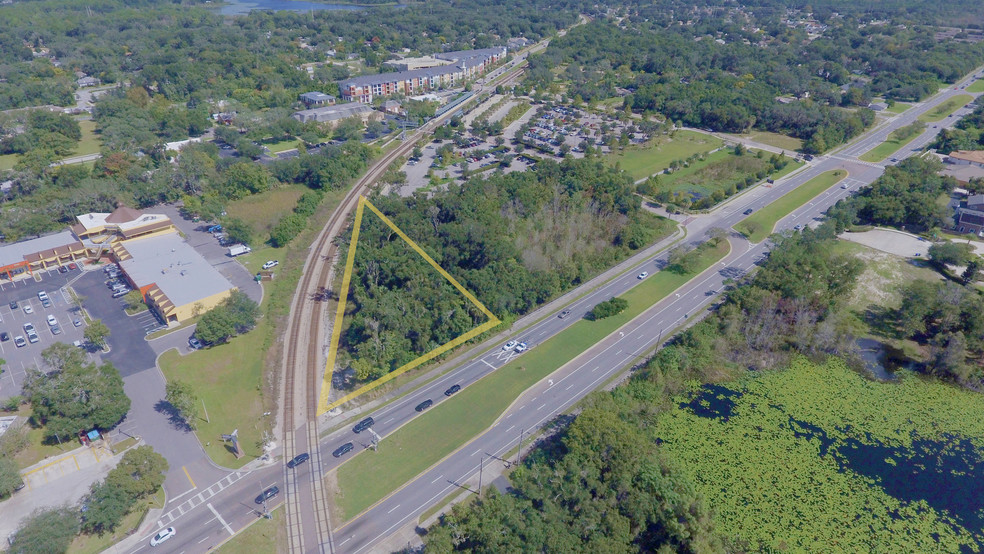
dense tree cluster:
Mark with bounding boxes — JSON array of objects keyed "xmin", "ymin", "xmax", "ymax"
[
  {"xmin": 342, "ymin": 158, "xmax": 673, "ymax": 381},
  {"xmin": 7, "ymin": 507, "xmax": 80, "ymax": 554},
  {"xmin": 193, "ymin": 290, "xmax": 261, "ymax": 345},
  {"xmin": 426, "ymin": 402, "xmax": 721, "ymax": 552},
  {"xmin": 81, "ymin": 446, "xmax": 168, "ymax": 534},
  {"xmin": 826, "ymin": 157, "xmax": 956, "ymax": 232},
  {"xmin": 526, "ymin": 13, "xmax": 983, "ymax": 151},
  {"xmin": 23, "ymin": 343, "xmax": 130, "ymax": 442},
  {"xmin": 932, "ymin": 99, "xmax": 984, "ymax": 154}
]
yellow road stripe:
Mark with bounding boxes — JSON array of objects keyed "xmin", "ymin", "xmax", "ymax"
[
  {"xmin": 318, "ymin": 197, "xmax": 501, "ymax": 414},
  {"xmin": 183, "ymin": 465, "xmax": 196, "ymax": 489}
]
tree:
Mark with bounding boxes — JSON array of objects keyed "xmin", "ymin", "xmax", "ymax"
[
  {"xmin": 588, "ymin": 297, "xmax": 629, "ymax": 320},
  {"xmin": 221, "ymin": 162, "xmax": 272, "ymax": 199},
  {"xmin": 962, "ymin": 259, "xmax": 981, "ymax": 284},
  {"xmin": 333, "ymin": 118, "xmax": 363, "ymax": 142},
  {"xmin": 222, "ymin": 217, "xmax": 252, "ymax": 247},
  {"xmin": 0, "ymin": 457, "xmax": 24, "ymax": 498},
  {"xmin": 123, "ymin": 290, "xmax": 144, "ymax": 312},
  {"xmin": 81, "ymin": 480, "xmax": 135, "ymax": 535},
  {"xmin": 9, "ymin": 507, "xmax": 80, "ymax": 554},
  {"xmin": 706, "ymin": 227, "xmax": 729, "ymax": 245},
  {"xmin": 24, "ymin": 344, "xmax": 130, "ymax": 442},
  {"xmin": 107, "ymin": 446, "xmax": 169, "ymax": 498},
  {"xmin": 928, "ymin": 242, "xmax": 973, "ymax": 269},
  {"xmin": 165, "ymin": 381, "xmax": 200, "ymax": 429},
  {"xmin": 84, "ymin": 319, "xmax": 111, "ymax": 347},
  {"xmin": 667, "ymin": 244, "xmax": 697, "ymax": 273}
]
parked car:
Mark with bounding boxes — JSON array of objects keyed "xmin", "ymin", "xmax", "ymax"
[
  {"xmin": 352, "ymin": 417, "xmax": 374, "ymax": 433},
  {"xmin": 47, "ymin": 315, "xmax": 57, "ymax": 327},
  {"xmin": 73, "ymin": 318, "xmax": 83, "ymax": 327},
  {"xmin": 37, "ymin": 291, "xmax": 49, "ymax": 302},
  {"xmin": 68, "ymin": 262, "xmax": 78, "ymax": 270},
  {"xmin": 9, "ymin": 301, "xmax": 17, "ymax": 310},
  {"xmin": 23, "ymin": 322, "xmax": 35, "ymax": 334},
  {"xmin": 26, "ymin": 330, "xmax": 39, "ymax": 344},
  {"xmin": 0, "ymin": 332, "xmax": 9, "ymax": 342},
  {"xmin": 112, "ymin": 288, "xmax": 131, "ymax": 298},
  {"xmin": 22, "ymin": 303, "xmax": 33, "ymax": 314},
  {"xmin": 262, "ymin": 260, "xmax": 279, "ymax": 270},
  {"xmin": 51, "ymin": 324, "xmax": 62, "ymax": 335},
  {"xmin": 254, "ymin": 486, "xmax": 279, "ymax": 504},
  {"xmin": 503, "ymin": 340, "xmax": 518, "ymax": 351},
  {"xmin": 14, "ymin": 336, "xmax": 26, "ymax": 348},
  {"xmin": 332, "ymin": 442, "xmax": 354, "ymax": 458},
  {"xmin": 444, "ymin": 384, "xmax": 461, "ymax": 396},
  {"xmin": 189, "ymin": 337, "xmax": 204, "ymax": 350},
  {"xmin": 41, "ymin": 298, "xmax": 51, "ymax": 308},
  {"xmin": 415, "ymin": 399, "xmax": 433, "ymax": 412},
  {"xmin": 149, "ymin": 527, "xmax": 175, "ymax": 547},
  {"xmin": 515, "ymin": 342, "xmax": 528, "ymax": 353},
  {"xmin": 58, "ymin": 266, "xmax": 69, "ymax": 274},
  {"xmin": 286, "ymin": 453, "xmax": 310, "ymax": 468}
]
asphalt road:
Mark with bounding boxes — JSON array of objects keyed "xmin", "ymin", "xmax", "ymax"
[
  {"xmin": 134, "ymin": 65, "xmax": 983, "ymax": 554},
  {"xmin": 325, "ymin": 73, "xmax": 983, "ymax": 553}
]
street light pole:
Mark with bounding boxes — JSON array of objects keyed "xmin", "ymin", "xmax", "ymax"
[
  {"xmin": 515, "ymin": 428, "xmax": 524, "ymax": 466},
  {"xmin": 478, "ymin": 456, "xmax": 484, "ymax": 496}
]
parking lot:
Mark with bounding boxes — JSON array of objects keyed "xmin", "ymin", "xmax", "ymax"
[{"xmin": 0, "ymin": 264, "xmax": 97, "ymax": 400}]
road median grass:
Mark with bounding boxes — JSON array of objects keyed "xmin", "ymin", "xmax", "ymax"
[
  {"xmin": 735, "ymin": 170, "xmax": 846, "ymax": 242},
  {"xmin": 859, "ymin": 135, "xmax": 920, "ymax": 162},
  {"xmin": 331, "ymin": 239, "xmax": 731, "ymax": 521},
  {"xmin": 919, "ymin": 94, "xmax": 972, "ymax": 123},
  {"xmin": 968, "ymin": 81, "xmax": 984, "ymax": 94},
  {"xmin": 884, "ymin": 102, "xmax": 911, "ymax": 115}
]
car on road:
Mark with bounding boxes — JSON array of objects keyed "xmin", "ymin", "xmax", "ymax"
[
  {"xmin": 890, "ymin": 158, "xmax": 898, "ymax": 162},
  {"xmin": 793, "ymin": 224, "xmax": 802, "ymax": 231},
  {"xmin": 149, "ymin": 527, "xmax": 175, "ymax": 547},
  {"xmin": 637, "ymin": 271, "xmax": 648, "ymax": 279},
  {"xmin": 445, "ymin": 384, "xmax": 461, "ymax": 396},
  {"xmin": 503, "ymin": 340, "xmax": 518, "ymax": 351},
  {"xmin": 255, "ymin": 486, "xmax": 279, "ymax": 504},
  {"xmin": 9, "ymin": 301, "xmax": 17, "ymax": 310},
  {"xmin": 353, "ymin": 417, "xmax": 374, "ymax": 433},
  {"xmin": 333, "ymin": 442, "xmax": 354, "ymax": 458},
  {"xmin": 558, "ymin": 309, "xmax": 572, "ymax": 319},
  {"xmin": 287, "ymin": 453, "xmax": 310, "ymax": 468},
  {"xmin": 515, "ymin": 342, "xmax": 528, "ymax": 353},
  {"xmin": 841, "ymin": 183, "xmax": 850, "ymax": 189},
  {"xmin": 189, "ymin": 337, "xmax": 204, "ymax": 350},
  {"xmin": 415, "ymin": 399, "xmax": 433, "ymax": 412},
  {"xmin": 262, "ymin": 260, "xmax": 279, "ymax": 270},
  {"xmin": 0, "ymin": 332, "xmax": 8, "ymax": 342},
  {"xmin": 743, "ymin": 208, "xmax": 754, "ymax": 215},
  {"xmin": 14, "ymin": 336, "xmax": 26, "ymax": 348},
  {"xmin": 47, "ymin": 315, "xmax": 57, "ymax": 326},
  {"xmin": 22, "ymin": 304, "xmax": 32, "ymax": 314}
]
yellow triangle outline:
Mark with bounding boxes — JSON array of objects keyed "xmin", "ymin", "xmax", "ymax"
[{"xmin": 318, "ymin": 196, "xmax": 502, "ymax": 414}]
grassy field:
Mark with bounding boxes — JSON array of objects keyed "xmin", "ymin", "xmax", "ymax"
[
  {"xmin": 158, "ymin": 320, "xmax": 271, "ymax": 468},
  {"xmin": 217, "ymin": 506, "xmax": 283, "ymax": 553},
  {"xmin": 655, "ymin": 149, "xmax": 801, "ymax": 206},
  {"xmin": 968, "ymin": 81, "xmax": 984, "ymax": 94},
  {"xmin": 72, "ymin": 120, "xmax": 102, "ymax": 157},
  {"xmin": 859, "ymin": 134, "xmax": 921, "ymax": 162},
  {"xmin": 829, "ymin": 240, "xmax": 943, "ymax": 313},
  {"xmin": 741, "ymin": 131, "xmax": 803, "ymax": 151},
  {"xmin": 608, "ymin": 130, "xmax": 724, "ymax": 180},
  {"xmin": 0, "ymin": 153, "xmax": 17, "ymax": 170},
  {"xmin": 919, "ymin": 94, "xmax": 973, "ymax": 122},
  {"xmin": 225, "ymin": 184, "xmax": 309, "ymax": 238},
  {"xmin": 735, "ymin": 170, "xmax": 846, "ymax": 242},
  {"xmin": 332, "ymin": 239, "xmax": 731, "ymax": 521},
  {"xmin": 265, "ymin": 139, "xmax": 302, "ymax": 154},
  {"xmin": 884, "ymin": 102, "xmax": 911, "ymax": 114}
]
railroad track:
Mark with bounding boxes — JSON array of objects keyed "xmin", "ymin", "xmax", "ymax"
[{"xmin": 279, "ymin": 59, "xmax": 531, "ymax": 553}]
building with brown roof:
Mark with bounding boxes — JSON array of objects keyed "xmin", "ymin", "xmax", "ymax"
[{"xmin": 947, "ymin": 150, "xmax": 984, "ymax": 168}]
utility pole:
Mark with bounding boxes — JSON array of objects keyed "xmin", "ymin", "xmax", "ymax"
[
  {"xmin": 478, "ymin": 456, "xmax": 485, "ymax": 496},
  {"xmin": 259, "ymin": 484, "xmax": 270, "ymax": 519},
  {"xmin": 515, "ymin": 428, "xmax": 524, "ymax": 466}
]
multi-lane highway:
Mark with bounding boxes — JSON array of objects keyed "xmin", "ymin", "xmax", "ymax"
[
  {"xmin": 132, "ymin": 63, "xmax": 982, "ymax": 553},
  {"xmin": 323, "ymin": 72, "xmax": 984, "ymax": 552}
]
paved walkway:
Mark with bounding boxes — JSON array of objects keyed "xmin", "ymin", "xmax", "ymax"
[{"xmin": 0, "ymin": 436, "xmax": 129, "ymax": 543}]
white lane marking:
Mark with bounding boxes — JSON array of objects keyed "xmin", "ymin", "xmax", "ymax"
[
  {"xmin": 168, "ymin": 486, "xmax": 198, "ymax": 503},
  {"xmin": 387, "ymin": 504, "xmax": 402, "ymax": 514},
  {"xmin": 383, "ymin": 418, "xmax": 394, "ymax": 425},
  {"xmin": 505, "ymin": 425, "xmax": 515, "ymax": 433},
  {"xmin": 470, "ymin": 448, "xmax": 481, "ymax": 457},
  {"xmin": 341, "ymin": 537, "xmax": 353, "ymax": 546},
  {"xmin": 480, "ymin": 359, "xmax": 495, "ymax": 369},
  {"xmin": 537, "ymin": 403, "xmax": 546, "ymax": 411},
  {"xmin": 198, "ymin": 537, "xmax": 210, "ymax": 544},
  {"xmin": 566, "ymin": 384, "xmax": 574, "ymax": 390},
  {"xmin": 431, "ymin": 475, "xmax": 443, "ymax": 484},
  {"xmin": 207, "ymin": 503, "xmax": 234, "ymax": 536}
]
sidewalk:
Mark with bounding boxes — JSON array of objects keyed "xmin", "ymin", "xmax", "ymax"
[{"xmin": 0, "ymin": 439, "xmax": 129, "ymax": 543}]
